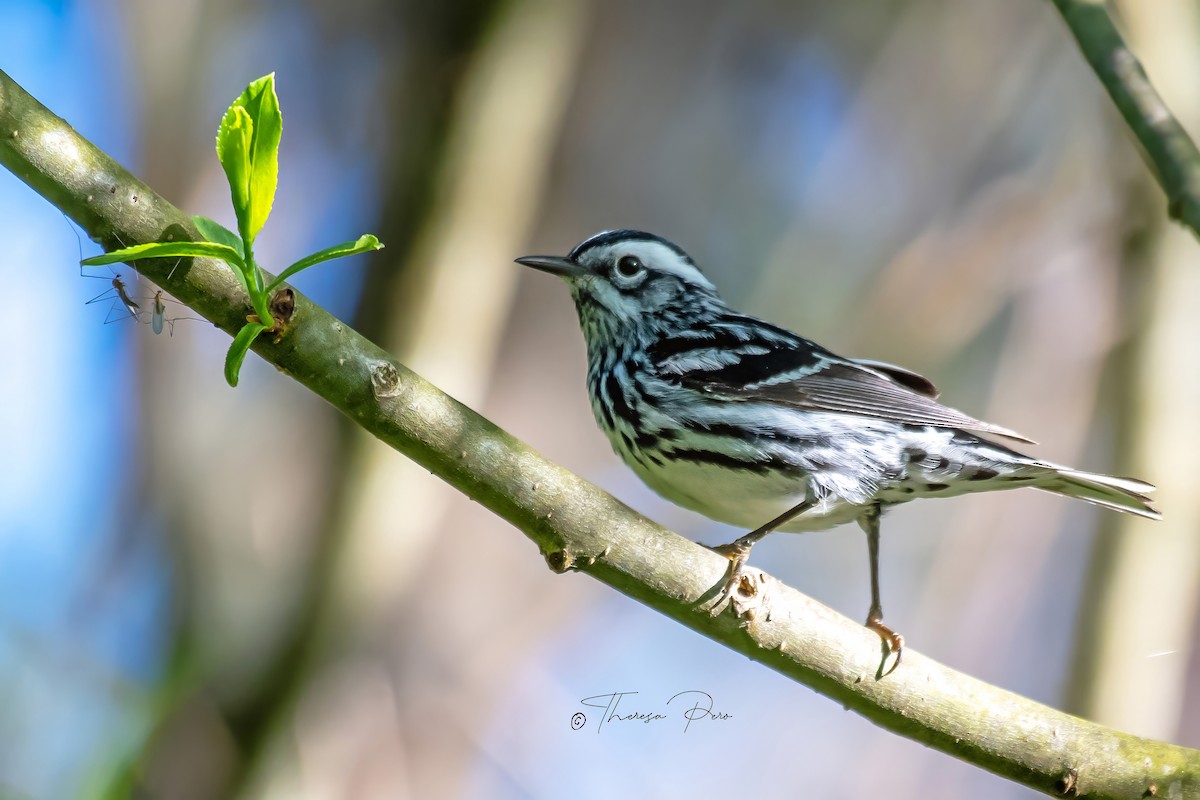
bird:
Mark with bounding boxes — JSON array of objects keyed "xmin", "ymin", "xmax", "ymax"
[{"xmin": 516, "ymin": 229, "xmax": 1160, "ymax": 668}]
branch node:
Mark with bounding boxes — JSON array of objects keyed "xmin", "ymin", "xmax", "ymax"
[
  {"xmin": 544, "ymin": 545, "xmax": 606, "ymax": 574},
  {"xmin": 1055, "ymin": 767, "xmax": 1079, "ymax": 796},
  {"xmin": 545, "ymin": 549, "xmax": 574, "ymax": 573},
  {"xmin": 269, "ymin": 287, "xmax": 295, "ymax": 341},
  {"xmin": 370, "ymin": 361, "xmax": 402, "ymax": 399},
  {"xmin": 725, "ymin": 570, "xmax": 772, "ymax": 622}
]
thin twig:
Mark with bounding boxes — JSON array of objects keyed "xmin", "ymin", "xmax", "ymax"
[
  {"xmin": 1051, "ymin": 0, "xmax": 1200, "ymax": 237},
  {"xmin": 2, "ymin": 69, "xmax": 1197, "ymax": 800}
]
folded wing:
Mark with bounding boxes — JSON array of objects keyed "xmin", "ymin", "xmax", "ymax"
[{"xmin": 663, "ymin": 337, "xmax": 1034, "ymax": 444}]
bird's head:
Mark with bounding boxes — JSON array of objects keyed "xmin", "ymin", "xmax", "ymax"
[{"xmin": 517, "ymin": 230, "xmax": 724, "ymax": 347}]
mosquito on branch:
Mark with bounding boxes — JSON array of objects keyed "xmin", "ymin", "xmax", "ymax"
[{"xmin": 146, "ymin": 289, "xmax": 206, "ymax": 337}]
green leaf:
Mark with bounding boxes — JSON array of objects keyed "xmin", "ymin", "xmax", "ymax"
[
  {"xmin": 192, "ymin": 215, "xmax": 244, "ymax": 253},
  {"xmin": 215, "ymin": 74, "xmax": 282, "ymax": 247},
  {"xmin": 82, "ymin": 240, "xmax": 246, "ymax": 270},
  {"xmin": 224, "ymin": 321, "xmax": 270, "ymax": 387},
  {"xmin": 242, "ymin": 74, "xmax": 282, "ymax": 244},
  {"xmin": 216, "ymin": 104, "xmax": 253, "ymax": 240},
  {"xmin": 265, "ymin": 235, "xmax": 384, "ymax": 293},
  {"xmin": 190, "ymin": 216, "xmax": 252, "ymax": 293}
]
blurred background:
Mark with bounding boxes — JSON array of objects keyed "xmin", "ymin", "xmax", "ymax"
[{"xmin": 1, "ymin": 0, "xmax": 1198, "ymax": 797}]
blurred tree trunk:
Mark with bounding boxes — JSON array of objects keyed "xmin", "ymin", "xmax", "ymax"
[
  {"xmin": 109, "ymin": 1, "xmax": 515, "ymax": 796},
  {"xmin": 246, "ymin": 0, "xmax": 590, "ymax": 796},
  {"xmin": 333, "ymin": 0, "xmax": 589, "ymax": 629},
  {"xmin": 1069, "ymin": 0, "xmax": 1200, "ymax": 742}
]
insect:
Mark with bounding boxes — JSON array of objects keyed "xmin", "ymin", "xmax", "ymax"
[
  {"xmin": 76, "ymin": 226, "xmax": 143, "ymax": 324},
  {"xmin": 76, "ymin": 237, "xmax": 201, "ymax": 335},
  {"xmin": 518, "ymin": 229, "xmax": 1160, "ymax": 669},
  {"xmin": 150, "ymin": 290, "xmax": 167, "ymax": 334},
  {"xmin": 145, "ymin": 290, "xmax": 205, "ymax": 336},
  {"xmin": 83, "ymin": 275, "xmax": 143, "ymax": 324}
]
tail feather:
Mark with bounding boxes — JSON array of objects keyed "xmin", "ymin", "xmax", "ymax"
[{"xmin": 1040, "ymin": 468, "xmax": 1161, "ymax": 521}]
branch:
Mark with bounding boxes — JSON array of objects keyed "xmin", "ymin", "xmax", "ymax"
[
  {"xmin": 2, "ymin": 69, "xmax": 1197, "ymax": 800},
  {"xmin": 1051, "ymin": 0, "xmax": 1200, "ymax": 238}
]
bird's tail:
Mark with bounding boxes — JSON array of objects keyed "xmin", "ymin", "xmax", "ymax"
[{"xmin": 1039, "ymin": 468, "xmax": 1161, "ymax": 520}]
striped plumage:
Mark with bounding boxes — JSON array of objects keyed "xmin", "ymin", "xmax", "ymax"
[{"xmin": 518, "ymin": 230, "xmax": 1159, "ymax": 666}]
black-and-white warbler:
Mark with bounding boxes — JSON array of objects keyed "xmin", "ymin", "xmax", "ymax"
[{"xmin": 517, "ymin": 229, "xmax": 1160, "ymax": 666}]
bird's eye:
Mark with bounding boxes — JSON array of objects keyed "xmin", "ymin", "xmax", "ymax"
[{"xmin": 615, "ymin": 255, "xmax": 644, "ymax": 278}]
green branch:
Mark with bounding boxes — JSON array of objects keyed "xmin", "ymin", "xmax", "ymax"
[
  {"xmin": 2, "ymin": 69, "xmax": 1197, "ymax": 800},
  {"xmin": 1051, "ymin": 0, "xmax": 1200, "ymax": 237}
]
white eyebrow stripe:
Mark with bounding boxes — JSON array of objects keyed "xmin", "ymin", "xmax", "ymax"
[{"xmin": 595, "ymin": 240, "xmax": 717, "ymax": 291}]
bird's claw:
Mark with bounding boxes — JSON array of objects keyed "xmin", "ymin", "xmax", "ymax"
[
  {"xmin": 866, "ymin": 615, "xmax": 904, "ymax": 676},
  {"xmin": 708, "ymin": 541, "xmax": 749, "ymax": 561}
]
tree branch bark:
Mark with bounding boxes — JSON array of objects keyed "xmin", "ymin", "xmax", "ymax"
[
  {"xmin": 2, "ymin": 68, "xmax": 1197, "ymax": 800},
  {"xmin": 1051, "ymin": 0, "xmax": 1200, "ymax": 238}
]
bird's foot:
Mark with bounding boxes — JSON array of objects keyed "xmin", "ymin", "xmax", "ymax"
[
  {"xmin": 708, "ymin": 543, "xmax": 770, "ymax": 620},
  {"xmin": 865, "ymin": 613, "xmax": 904, "ymax": 677}
]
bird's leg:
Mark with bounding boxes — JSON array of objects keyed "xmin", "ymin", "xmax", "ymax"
[
  {"xmin": 860, "ymin": 503, "xmax": 904, "ymax": 672},
  {"xmin": 710, "ymin": 498, "xmax": 815, "ymax": 611}
]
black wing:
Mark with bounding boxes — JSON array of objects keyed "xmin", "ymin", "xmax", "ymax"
[
  {"xmin": 847, "ymin": 357, "xmax": 939, "ymax": 398},
  {"xmin": 652, "ymin": 323, "xmax": 1034, "ymax": 444},
  {"xmin": 748, "ymin": 361, "xmax": 1033, "ymax": 443}
]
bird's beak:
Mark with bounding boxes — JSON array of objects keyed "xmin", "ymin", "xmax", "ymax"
[{"xmin": 515, "ymin": 254, "xmax": 586, "ymax": 278}]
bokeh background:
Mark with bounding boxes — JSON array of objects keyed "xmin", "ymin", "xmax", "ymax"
[{"xmin": 1, "ymin": 0, "xmax": 1198, "ymax": 797}]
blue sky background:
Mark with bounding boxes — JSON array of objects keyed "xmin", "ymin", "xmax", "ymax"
[
  {"xmin": 0, "ymin": 4, "xmax": 156, "ymax": 795},
  {"xmin": 0, "ymin": 2, "xmax": 377, "ymax": 795}
]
